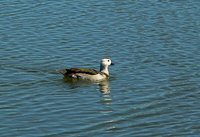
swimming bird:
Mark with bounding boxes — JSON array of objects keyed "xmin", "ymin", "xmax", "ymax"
[{"xmin": 58, "ymin": 59, "xmax": 114, "ymax": 81}]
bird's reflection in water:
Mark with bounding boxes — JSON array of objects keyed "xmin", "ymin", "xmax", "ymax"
[
  {"xmin": 63, "ymin": 77, "xmax": 111, "ymax": 94},
  {"xmin": 63, "ymin": 77, "xmax": 113, "ymax": 115},
  {"xmin": 98, "ymin": 80, "xmax": 110, "ymax": 94}
]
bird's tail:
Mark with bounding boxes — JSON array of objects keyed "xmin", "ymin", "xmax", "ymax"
[{"xmin": 57, "ymin": 69, "xmax": 67, "ymax": 75}]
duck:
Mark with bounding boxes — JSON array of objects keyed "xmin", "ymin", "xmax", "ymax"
[{"xmin": 58, "ymin": 59, "xmax": 114, "ymax": 81}]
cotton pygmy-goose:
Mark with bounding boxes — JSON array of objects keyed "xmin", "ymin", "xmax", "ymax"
[{"xmin": 58, "ymin": 59, "xmax": 114, "ymax": 81}]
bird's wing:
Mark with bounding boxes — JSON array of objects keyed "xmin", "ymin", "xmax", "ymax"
[{"xmin": 67, "ymin": 68, "xmax": 99, "ymax": 75}]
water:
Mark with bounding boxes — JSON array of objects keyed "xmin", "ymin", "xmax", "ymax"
[{"xmin": 1, "ymin": 0, "xmax": 200, "ymax": 136}]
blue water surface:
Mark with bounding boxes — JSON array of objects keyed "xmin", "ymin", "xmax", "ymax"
[{"xmin": 1, "ymin": 0, "xmax": 200, "ymax": 136}]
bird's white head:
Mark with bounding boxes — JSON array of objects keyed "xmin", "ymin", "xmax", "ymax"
[
  {"xmin": 101, "ymin": 59, "xmax": 114, "ymax": 67},
  {"xmin": 100, "ymin": 59, "xmax": 114, "ymax": 75}
]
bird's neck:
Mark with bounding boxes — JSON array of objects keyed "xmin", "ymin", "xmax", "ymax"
[{"xmin": 100, "ymin": 65, "xmax": 109, "ymax": 75}]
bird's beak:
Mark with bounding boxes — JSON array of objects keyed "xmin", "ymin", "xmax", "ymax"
[{"xmin": 111, "ymin": 62, "xmax": 114, "ymax": 65}]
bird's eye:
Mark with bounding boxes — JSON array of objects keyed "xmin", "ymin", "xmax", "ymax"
[{"xmin": 107, "ymin": 60, "xmax": 110, "ymax": 62}]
